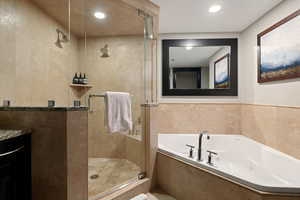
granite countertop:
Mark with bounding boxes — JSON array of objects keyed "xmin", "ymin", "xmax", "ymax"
[
  {"xmin": 0, "ymin": 107, "xmax": 88, "ymax": 111},
  {"xmin": 0, "ymin": 129, "xmax": 31, "ymax": 141}
]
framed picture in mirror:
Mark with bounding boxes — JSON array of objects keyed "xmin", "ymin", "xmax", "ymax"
[{"xmin": 214, "ymin": 54, "xmax": 230, "ymax": 89}]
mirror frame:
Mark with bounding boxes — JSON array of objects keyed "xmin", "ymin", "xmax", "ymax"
[{"xmin": 162, "ymin": 38, "xmax": 238, "ymax": 96}]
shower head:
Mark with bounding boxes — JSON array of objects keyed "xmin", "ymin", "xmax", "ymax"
[
  {"xmin": 55, "ymin": 28, "xmax": 69, "ymax": 48},
  {"xmin": 55, "ymin": 37, "xmax": 63, "ymax": 48},
  {"xmin": 100, "ymin": 44, "xmax": 110, "ymax": 58}
]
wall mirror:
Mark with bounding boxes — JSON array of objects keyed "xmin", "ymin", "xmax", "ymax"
[{"xmin": 162, "ymin": 39, "xmax": 238, "ymax": 96}]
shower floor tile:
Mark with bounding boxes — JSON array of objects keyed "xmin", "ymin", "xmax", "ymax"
[{"xmin": 88, "ymin": 157, "xmax": 141, "ymax": 198}]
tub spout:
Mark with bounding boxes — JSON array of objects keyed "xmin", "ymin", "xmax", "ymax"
[{"xmin": 197, "ymin": 131, "xmax": 210, "ymax": 161}]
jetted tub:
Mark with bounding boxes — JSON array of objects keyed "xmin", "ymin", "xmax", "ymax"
[{"xmin": 158, "ymin": 134, "xmax": 300, "ymax": 195}]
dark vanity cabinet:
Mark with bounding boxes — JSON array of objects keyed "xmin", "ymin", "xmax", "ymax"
[{"xmin": 0, "ymin": 134, "xmax": 31, "ymax": 200}]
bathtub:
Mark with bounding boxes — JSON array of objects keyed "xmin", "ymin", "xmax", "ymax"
[{"xmin": 158, "ymin": 134, "xmax": 300, "ymax": 195}]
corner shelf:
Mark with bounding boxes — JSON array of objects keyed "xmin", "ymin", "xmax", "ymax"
[
  {"xmin": 69, "ymin": 84, "xmax": 93, "ymax": 89},
  {"xmin": 70, "ymin": 84, "xmax": 93, "ymax": 98}
]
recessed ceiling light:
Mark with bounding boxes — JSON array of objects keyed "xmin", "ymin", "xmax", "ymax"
[
  {"xmin": 209, "ymin": 4, "xmax": 221, "ymax": 13},
  {"xmin": 186, "ymin": 46, "xmax": 193, "ymax": 50},
  {"xmin": 94, "ymin": 12, "xmax": 106, "ymax": 19}
]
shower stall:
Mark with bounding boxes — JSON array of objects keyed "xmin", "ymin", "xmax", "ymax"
[
  {"xmin": 0, "ymin": 0, "xmax": 157, "ymax": 199},
  {"xmin": 79, "ymin": 2, "xmax": 156, "ymax": 199}
]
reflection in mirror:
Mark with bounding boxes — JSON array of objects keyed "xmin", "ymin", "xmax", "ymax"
[{"xmin": 169, "ymin": 46, "xmax": 231, "ymax": 90}]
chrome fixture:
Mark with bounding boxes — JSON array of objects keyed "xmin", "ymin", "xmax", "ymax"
[
  {"xmin": 74, "ymin": 100, "xmax": 81, "ymax": 108},
  {"xmin": 48, "ymin": 100, "xmax": 55, "ymax": 108},
  {"xmin": 186, "ymin": 144, "xmax": 195, "ymax": 158},
  {"xmin": 138, "ymin": 9, "xmax": 156, "ymax": 40},
  {"xmin": 3, "ymin": 100, "xmax": 10, "ymax": 107},
  {"xmin": 100, "ymin": 44, "xmax": 110, "ymax": 58},
  {"xmin": 55, "ymin": 28, "xmax": 69, "ymax": 48},
  {"xmin": 88, "ymin": 93, "xmax": 134, "ymax": 112},
  {"xmin": 197, "ymin": 130, "xmax": 210, "ymax": 161},
  {"xmin": 207, "ymin": 150, "xmax": 218, "ymax": 166}
]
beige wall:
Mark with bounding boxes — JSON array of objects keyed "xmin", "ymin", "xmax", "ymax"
[
  {"xmin": 0, "ymin": 0, "xmax": 79, "ymax": 107},
  {"xmin": 151, "ymin": 103, "xmax": 241, "ymax": 134},
  {"xmin": 241, "ymin": 104, "xmax": 300, "ymax": 160},
  {"xmin": 79, "ymin": 36, "xmax": 145, "ymax": 168}
]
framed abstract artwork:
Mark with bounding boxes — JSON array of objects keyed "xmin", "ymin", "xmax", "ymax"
[
  {"xmin": 257, "ymin": 10, "xmax": 300, "ymax": 83},
  {"xmin": 214, "ymin": 54, "xmax": 230, "ymax": 88}
]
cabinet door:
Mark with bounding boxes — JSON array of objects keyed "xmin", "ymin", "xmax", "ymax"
[{"xmin": 0, "ymin": 146, "xmax": 27, "ymax": 200}]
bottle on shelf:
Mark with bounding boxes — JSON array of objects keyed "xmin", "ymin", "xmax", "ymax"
[
  {"xmin": 73, "ymin": 73, "xmax": 79, "ymax": 84},
  {"xmin": 79, "ymin": 73, "xmax": 83, "ymax": 84},
  {"xmin": 83, "ymin": 73, "xmax": 88, "ymax": 85}
]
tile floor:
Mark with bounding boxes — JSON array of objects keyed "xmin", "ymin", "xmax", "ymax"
[{"xmin": 88, "ymin": 157, "xmax": 141, "ymax": 198}]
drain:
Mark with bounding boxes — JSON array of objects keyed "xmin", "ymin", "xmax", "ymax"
[{"xmin": 90, "ymin": 174, "xmax": 99, "ymax": 179}]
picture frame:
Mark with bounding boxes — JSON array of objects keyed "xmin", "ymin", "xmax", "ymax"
[
  {"xmin": 214, "ymin": 54, "xmax": 230, "ymax": 88},
  {"xmin": 257, "ymin": 9, "xmax": 300, "ymax": 83}
]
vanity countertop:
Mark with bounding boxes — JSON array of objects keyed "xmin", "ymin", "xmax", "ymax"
[{"xmin": 0, "ymin": 129, "xmax": 31, "ymax": 142}]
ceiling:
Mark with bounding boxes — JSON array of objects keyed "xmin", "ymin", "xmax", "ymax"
[
  {"xmin": 150, "ymin": 0, "xmax": 283, "ymax": 33},
  {"xmin": 31, "ymin": 0, "xmax": 144, "ymax": 38},
  {"xmin": 169, "ymin": 46, "xmax": 226, "ymax": 68}
]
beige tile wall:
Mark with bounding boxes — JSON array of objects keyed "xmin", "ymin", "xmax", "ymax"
[
  {"xmin": 151, "ymin": 103, "xmax": 241, "ymax": 134},
  {"xmin": 79, "ymin": 36, "xmax": 146, "ymax": 168},
  {"xmin": 0, "ymin": 0, "xmax": 16, "ymax": 102},
  {"xmin": 0, "ymin": 0, "xmax": 79, "ymax": 107},
  {"xmin": 241, "ymin": 104, "xmax": 300, "ymax": 160}
]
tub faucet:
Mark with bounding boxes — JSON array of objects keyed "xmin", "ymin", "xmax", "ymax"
[{"xmin": 197, "ymin": 131, "xmax": 210, "ymax": 161}]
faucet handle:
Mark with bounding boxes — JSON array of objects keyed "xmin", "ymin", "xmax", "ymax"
[
  {"xmin": 186, "ymin": 144, "xmax": 195, "ymax": 158},
  {"xmin": 207, "ymin": 150, "xmax": 218, "ymax": 166},
  {"xmin": 186, "ymin": 144, "xmax": 195, "ymax": 149}
]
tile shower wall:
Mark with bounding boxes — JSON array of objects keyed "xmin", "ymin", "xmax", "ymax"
[
  {"xmin": 0, "ymin": 0, "xmax": 79, "ymax": 107},
  {"xmin": 79, "ymin": 36, "xmax": 145, "ymax": 168}
]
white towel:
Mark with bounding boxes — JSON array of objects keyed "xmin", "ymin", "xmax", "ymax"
[
  {"xmin": 105, "ymin": 91, "xmax": 132, "ymax": 133},
  {"xmin": 130, "ymin": 194, "xmax": 148, "ymax": 200}
]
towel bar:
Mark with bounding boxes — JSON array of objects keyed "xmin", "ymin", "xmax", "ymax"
[{"xmin": 88, "ymin": 93, "xmax": 133, "ymax": 112}]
